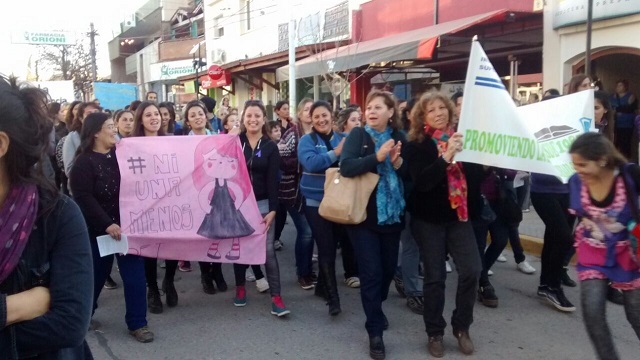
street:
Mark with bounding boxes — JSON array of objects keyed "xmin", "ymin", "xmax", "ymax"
[{"xmin": 86, "ymin": 222, "xmax": 638, "ymax": 360}]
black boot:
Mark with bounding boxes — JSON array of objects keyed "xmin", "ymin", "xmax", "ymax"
[
  {"xmin": 199, "ymin": 262, "xmax": 216, "ymax": 294},
  {"xmin": 212, "ymin": 264, "xmax": 228, "ymax": 292},
  {"xmin": 321, "ymin": 262, "xmax": 341, "ymax": 316},
  {"xmin": 314, "ymin": 270, "xmax": 329, "ymax": 301},
  {"xmin": 369, "ymin": 336, "xmax": 385, "ymax": 360},
  {"xmin": 560, "ymin": 267, "xmax": 577, "ymax": 287},
  {"xmin": 147, "ymin": 283, "xmax": 163, "ymax": 314},
  {"xmin": 162, "ymin": 278, "xmax": 178, "ymax": 307},
  {"xmin": 201, "ymin": 272, "xmax": 216, "ymax": 294}
]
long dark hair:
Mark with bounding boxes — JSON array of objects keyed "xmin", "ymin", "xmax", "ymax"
[
  {"xmin": 158, "ymin": 101, "xmax": 177, "ymax": 134},
  {"xmin": 0, "ymin": 76, "xmax": 56, "ymax": 202},
  {"xmin": 567, "ymin": 74, "xmax": 591, "ymax": 94},
  {"xmin": 70, "ymin": 102, "xmax": 100, "ymax": 132},
  {"xmin": 77, "ymin": 112, "xmax": 111, "ymax": 156},
  {"xmin": 240, "ymin": 100, "xmax": 269, "ymax": 136},
  {"xmin": 47, "ymin": 102, "xmax": 61, "ymax": 122},
  {"xmin": 65, "ymin": 100, "xmax": 81, "ymax": 126},
  {"xmin": 133, "ymin": 101, "xmax": 166, "ymax": 137},
  {"xmin": 183, "ymin": 100, "xmax": 213, "ymax": 132},
  {"xmin": 569, "ymin": 132, "xmax": 626, "ymax": 170}
]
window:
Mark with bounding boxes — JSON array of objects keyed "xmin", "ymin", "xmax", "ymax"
[{"xmin": 214, "ymin": 15, "xmax": 224, "ymax": 38}]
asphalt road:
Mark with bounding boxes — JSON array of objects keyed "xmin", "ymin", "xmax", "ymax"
[{"xmin": 86, "ymin": 222, "xmax": 638, "ymax": 360}]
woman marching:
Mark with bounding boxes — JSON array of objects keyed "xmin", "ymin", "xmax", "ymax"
[
  {"xmin": 0, "ymin": 77, "xmax": 94, "ymax": 358},
  {"xmin": 70, "ymin": 112, "xmax": 153, "ymax": 343},
  {"xmin": 233, "ymin": 100, "xmax": 290, "ymax": 316},
  {"xmin": 298, "ymin": 100, "xmax": 346, "ymax": 316},
  {"xmin": 132, "ymin": 101, "xmax": 179, "ymax": 314},
  {"xmin": 405, "ymin": 92, "xmax": 482, "ymax": 358},
  {"xmin": 568, "ymin": 132, "xmax": 640, "ymax": 360},
  {"xmin": 340, "ymin": 91, "xmax": 407, "ymax": 359}
]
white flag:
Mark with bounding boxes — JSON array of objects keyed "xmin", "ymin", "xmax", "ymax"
[{"xmin": 455, "ymin": 39, "xmax": 595, "ymax": 182}]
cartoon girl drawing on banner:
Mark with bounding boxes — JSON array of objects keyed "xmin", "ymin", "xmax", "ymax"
[{"xmin": 193, "ymin": 137, "xmax": 255, "ymax": 260}]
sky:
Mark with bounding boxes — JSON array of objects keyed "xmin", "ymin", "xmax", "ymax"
[{"xmin": 0, "ymin": 0, "xmax": 147, "ymax": 79}]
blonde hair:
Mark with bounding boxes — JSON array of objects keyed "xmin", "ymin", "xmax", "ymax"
[
  {"xmin": 408, "ymin": 92, "xmax": 455, "ymax": 142},
  {"xmin": 296, "ymin": 98, "xmax": 313, "ymax": 120}
]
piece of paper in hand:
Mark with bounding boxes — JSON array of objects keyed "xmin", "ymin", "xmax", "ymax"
[{"xmin": 97, "ymin": 234, "xmax": 129, "ymax": 257}]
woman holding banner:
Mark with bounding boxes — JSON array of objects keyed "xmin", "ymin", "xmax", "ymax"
[
  {"xmin": 234, "ymin": 100, "xmax": 290, "ymax": 317},
  {"xmin": 339, "ymin": 90, "xmax": 407, "ymax": 360},
  {"xmin": 0, "ymin": 77, "xmax": 94, "ymax": 359},
  {"xmin": 183, "ymin": 100, "xmax": 229, "ymax": 295},
  {"xmin": 405, "ymin": 91, "xmax": 481, "ymax": 358},
  {"xmin": 70, "ymin": 112, "xmax": 153, "ymax": 343},
  {"xmin": 132, "ymin": 101, "xmax": 180, "ymax": 315},
  {"xmin": 568, "ymin": 132, "xmax": 640, "ymax": 360}
]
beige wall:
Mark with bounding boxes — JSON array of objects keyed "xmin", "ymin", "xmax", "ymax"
[{"xmin": 543, "ymin": 0, "xmax": 640, "ymax": 93}]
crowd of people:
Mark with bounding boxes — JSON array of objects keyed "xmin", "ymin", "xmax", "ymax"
[{"xmin": 0, "ymin": 73, "xmax": 639, "ymax": 360}]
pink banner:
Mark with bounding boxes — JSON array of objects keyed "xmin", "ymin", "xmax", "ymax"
[{"xmin": 116, "ymin": 135, "xmax": 266, "ymax": 264}]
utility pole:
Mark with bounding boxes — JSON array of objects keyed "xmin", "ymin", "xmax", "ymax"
[
  {"xmin": 288, "ymin": 0, "xmax": 297, "ymax": 118},
  {"xmin": 585, "ymin": 0, "xmax": 593, "ymax": 76},
  {"xmin": 88, "ymin": 22, "xmax": 98, "ymax": 82}
]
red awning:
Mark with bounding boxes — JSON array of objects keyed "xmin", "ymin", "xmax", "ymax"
[{"xmin": 277, "ymin": 9, "xmax": 528, "ymax": 81}]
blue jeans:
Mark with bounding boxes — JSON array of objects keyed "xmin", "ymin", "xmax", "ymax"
[
  {"xmin": 396, "ymin": 213, "xmax": 422, "ymax": 297},
  {"xmin": 288, "ymin": 205, "xmax": 314, "ymax": 277},
  {"xmin": 347, "ymin": 224, "xmax": 401, "ymax": 337},
  {"xmin": 90, "ymin": 240, "xmax": 147, "ymax": 331}
]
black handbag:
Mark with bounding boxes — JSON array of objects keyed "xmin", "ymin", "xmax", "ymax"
[{"xmin": 494, "ymin": 171, "xmax": 523, "ymax": 225}]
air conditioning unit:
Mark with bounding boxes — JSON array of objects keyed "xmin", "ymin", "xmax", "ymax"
[
  {"xmin": 211, "ymin": 49, "xmax": 227, "ymax": 64},
  {"xmin": 123, "ymin": 13, "xmax": 136, "ymax": 30}
]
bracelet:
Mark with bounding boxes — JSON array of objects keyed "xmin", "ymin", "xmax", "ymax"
[
  {"xmin": 441, "ymin": 154, "xmax": 452, "ymax": 164},
  {"xmin": 393, "ymin": 157, "xmax": 403, "ymax": 170}
]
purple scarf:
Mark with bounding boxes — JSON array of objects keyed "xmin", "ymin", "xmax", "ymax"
[{"xmin": 0, "ymin": 184, "xmax": 38, "ymax": 283}]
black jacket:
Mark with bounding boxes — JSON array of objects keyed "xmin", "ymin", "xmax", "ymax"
[
  {"xmin": 340, "ymin": 126, "xmax": 408, "ymax": 233},
  {"xmin": 240, "ymin": 134, "xmax": 281, "ymax": 212},
  {"xmin": 0, "ymin": 195, "xmax": 93, "ymax": 360}
]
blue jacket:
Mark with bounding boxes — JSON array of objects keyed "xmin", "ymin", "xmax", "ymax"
[{"xmin": 298, "ymin": 131, "xmax": 345, "ymax": 204}]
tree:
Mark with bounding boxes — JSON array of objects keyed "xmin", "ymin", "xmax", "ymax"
[{"xmin": 38, "ymin": 38, "xmax": 94, "ymax": 99}]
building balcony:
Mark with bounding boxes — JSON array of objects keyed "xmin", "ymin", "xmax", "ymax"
[{"xmin": 159, "ymin": 37, "xmax": 206, "ymax": 62}]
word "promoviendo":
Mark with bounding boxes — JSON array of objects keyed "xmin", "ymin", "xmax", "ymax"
[{"xmin": 463, "ymin": 129, "xmax": 578, "ymax": 162}]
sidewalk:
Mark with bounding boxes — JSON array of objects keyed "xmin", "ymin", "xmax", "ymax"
[{"xmin": 517, "ymin": 208, "xmax": 546, "ymax": 257}]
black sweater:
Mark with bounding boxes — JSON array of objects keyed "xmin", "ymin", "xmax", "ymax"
[
  {"xmin": 69, "ymin": 149, "xmax": 121, "ymax": 238},
  {"xmin": 340, "ymin": 126, "xmax": 408, "ymax": 233},
  {"xmin": 240, "ymin": 134, "xmax": 281, "ymax": 212},
  {"xmin": 404, "ymin": 136, "xmax": 461, "ymax": 223}
]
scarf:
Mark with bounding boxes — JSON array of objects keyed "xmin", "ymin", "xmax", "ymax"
[
  {"xmin": 0, "ymin": 184, "xmax": 39, "ymax": 283},
  {"xmin": 424, "ymin": 125, "xmax": 468, "ymax": 221},
  {"xmin": 364, "ymin": 125, "xmax": 405, "ymax": 225}
]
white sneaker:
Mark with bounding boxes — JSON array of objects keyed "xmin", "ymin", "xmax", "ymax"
[
  {"xmin": 488, "ymin": 270, "xmax": 494, "ymax": 276},
  {"xmin": 445, "ymin": 261, "xmax": 452, "ymax": 273},
  {"xmin": 496, "ymin": 252, "xmax": 507, "ymax": 263},
  {"xmin": 246, "ymin": 268, "xmax": 256, "ymax": 282},
  {"xmin": 256, "ymin": 278, "xmax": 270, "ymax": 293},
  {"xmin": 517, "ymin": 261, "xmax": 536, "ymax": 274}
]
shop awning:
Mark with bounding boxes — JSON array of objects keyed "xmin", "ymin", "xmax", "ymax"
[{"xmin": 276, "ymin": 9, "xmax": 526, "ymax": 81}]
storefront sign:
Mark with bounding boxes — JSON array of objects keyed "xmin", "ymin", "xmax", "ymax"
[
  {"xmin": 322, "ymin": 1, "xmax": 349, "ymax": 40},
  {"xmin": 11, "ymin": 30, "xmax": 76, "ymax": 45},
  {"xmin": 278, "ymin": 23, "xmax": 289, "ymax": 52},
  {"xmin": 553, "ymin": 0, "xmax": 640, "ymax": 29},
  {"xmin": 149, "ymin": 59, "xmax": 196, "ymax": 82},
  {"xmin": 205, "ymin": 65, "xmax": 231, "ymax": 87}
]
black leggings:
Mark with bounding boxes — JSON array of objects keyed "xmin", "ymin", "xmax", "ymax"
[
  {"xmin": 530, "ymin": 192, "xmax": 575, "ymax": 289},
  {"xmin": 144, "ymin": 258, "xmax": 177, "ymax": 287}
]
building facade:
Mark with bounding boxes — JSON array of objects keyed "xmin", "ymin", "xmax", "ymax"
[{"xmin": 543, "ymin": 0, "xmax": 640, "ymax": 95}]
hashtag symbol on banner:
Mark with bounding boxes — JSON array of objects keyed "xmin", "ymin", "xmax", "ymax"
[{"xmin": 127, "ymin": 157, "xmax": 146, "ymax": 174}]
